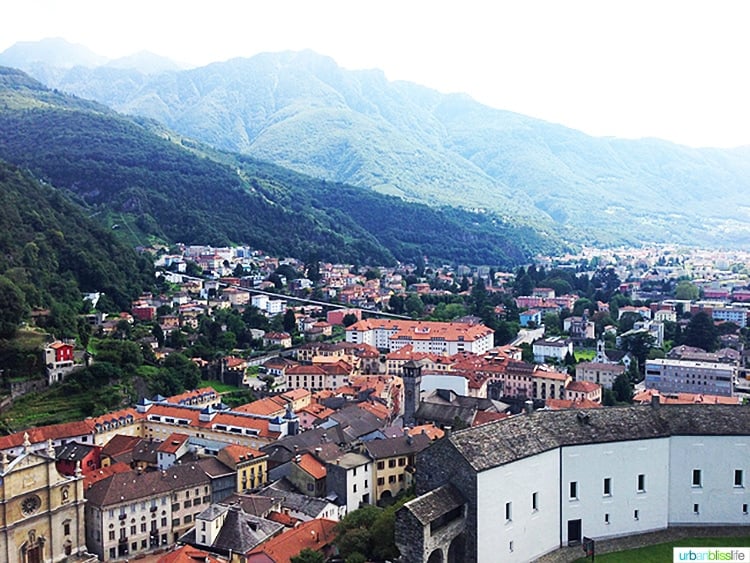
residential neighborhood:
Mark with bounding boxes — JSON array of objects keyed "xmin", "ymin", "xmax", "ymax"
[{"xmin": 1, "ymin": 243, "xmax": 750, "ymax": 562}]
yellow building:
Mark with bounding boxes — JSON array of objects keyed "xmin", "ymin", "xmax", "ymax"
[
  {"xmin": 363, "ymin": 433, "xmax": 431, "ymax": 504},
  {"xmin": 0, "ymin": 436, "xmax": 91, "ymax": 562},
  {"xmin": 217, "ymin": 444, "xmax": 268, "ymax": 493}
]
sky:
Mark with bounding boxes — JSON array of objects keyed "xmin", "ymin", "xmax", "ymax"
[{"xmin": 2, "ymin": 0, "xmax": 749, "ymax": 148}]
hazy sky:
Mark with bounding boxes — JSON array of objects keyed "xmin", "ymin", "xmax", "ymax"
[{"xmin": 2, "ymin": 0, "xmax": 749, "ymax": 148}]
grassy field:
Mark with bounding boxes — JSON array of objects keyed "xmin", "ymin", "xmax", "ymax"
[
  {"xmin": 573, "ymin": 536, "xmax": 750, "ymax": 562},
  {"xmin": 574, "ymin": 349, "xmax": 596, "ymax": 362},
  {"xmin": 202, "ymin": 379, "xmax": 243, "ymax": 393}
]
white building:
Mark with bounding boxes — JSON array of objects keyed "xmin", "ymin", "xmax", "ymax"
[
  {"xmin": 645, "ymin": 358, "xmax": 735, "ymax": 397},
  {"xmin": 396, "ymin": 404, "xmax": 750, "ymax": 563},
  {"xmin": 346, "ymin": 320, "xmax": 494, "ymax": 355},
  {"xmin": 326, "ymin": 452, "xmax": 373, "ymax": 514},
  {"xmin": 532, "ymin": 337, "xmax": 573, "ymax": 364}
]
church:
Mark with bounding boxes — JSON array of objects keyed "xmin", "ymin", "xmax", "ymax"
[{"xmin": 0, "ymin": 435, "xmax": 92, "ymax": 562}]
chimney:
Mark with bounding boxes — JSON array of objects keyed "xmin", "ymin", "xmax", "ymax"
[
  {"xmin": 524, "ymin": 400, "xmax": 534, "ymax": 415},
  {"xmin": 651, "ymin": 392, "xmax": 661, "ymax": 408}
]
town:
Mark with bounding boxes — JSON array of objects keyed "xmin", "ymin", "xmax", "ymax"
[{"xmin": 1, "ymin": 243, "xmax": 750, "ymax": 563}]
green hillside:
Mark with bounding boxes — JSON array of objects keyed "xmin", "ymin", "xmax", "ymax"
[
  {"xmin": 24, "ymin": 49, "xmax": 750, "ymax": 246},
  {"xmin": 0, "ymin": 67, "xmax": 562, "ymax": 266},
  {"xmin": 0, "ymin": 160, "xmax": 153, "ymax": 337}
]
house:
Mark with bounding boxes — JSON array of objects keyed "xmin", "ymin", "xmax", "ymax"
[
  {"xmin": 179, "ymin": 504, "xmax": 283, "ymax": 559},
  {"xmin": 532, "ymin": 369, "xmax": 570, "ymax": 401},
  {"xmin": 563, "ymin": 316, "xmax": 595, "ymax": 342},
  {"xmin": 84, "ymin": 463, "xmax": 213, "ymax": 560},
  {"xmin": 45, "ymin": 341, "xmax": 75, "ymax": 385},
  {"xmin": 326, "ymin": 452, "xmax": 373, "ymax": 514},
  {"xmin": 217, "ymin": 444, "xmax": 269, "ymax": 493},
  {"xmin": 532, "ymin": 337, "xmax": 573, "ymax": 364},
  {"xmin": 289, "ymin": 453, "xmax": 327, "ymax": 498},
  {"xmin": 396, "ymin": 404, "xmax": 750, "ymax": 562},
  {"xmin": 519, "ymin": 309, "xmax": 542, "ymax": 328},
  {"xmin": 246, "ymin": 518, "xmax": 338, "ymax": 563},
  {"xmin": 54, "ymin": 441, "xmax": 101, "ymax": 476},
  {"xmin": 565, "ymin": 380, "xmax": 602, "ymax": 403},
  {"xmin": 364, "ymin": 433, "xmax": 431, "ymax": 504},
  {"xmin": 575, "ymin": 362, "xmax": 626, "ymax": 390},
  {"xmin": 263, "ymin": 332, "xmax": 292, "ymax": 349}
]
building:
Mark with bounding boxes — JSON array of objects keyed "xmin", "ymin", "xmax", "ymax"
[
  {"xmin": 645, "ymin": 358, "xmax": 735, "ymax": 397},
  {"xmin": 84, "ymin": 463, "xmax": 214, "ymax": 560},
  {"xmin": 326, "ymin": 452, "xmax": 373, "ymax": 514},
  {"xmin": 364, "ymin": 433, "xmax": 431, "ymax": 504},
  {"xmin": 217, "ymin": 444, "xmax": 268, "ymax": 493},
  {"xmin": 0, "ymin": 438, "xmax": 89, "ymax": 562},
  {"xmin": 396, "ymin": 404, "xmax": 750, "ymax": 563},
  {"xmin": 712, "ymin": 306, "xmax": 748, "ymax": 328},
  {"xmin": 576, "ymin": 362, "xmax": 626, "ymax": 390},
  {"xmin": 532, "ymin": 337, "xmax": 573, "ymax": 364},
  {"xmin": 45, "ymin": 341, "xmax": 75, "ymax": 385},
  {"xmin": 346, "ymin": 319, "xmax": 494, "ymax": 355},
  {"xmin": 565, "ymin": 380, "xmax": 602, "ymax": 404}
]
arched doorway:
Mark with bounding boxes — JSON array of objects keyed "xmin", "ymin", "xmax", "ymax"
[
  {"xmin": 447, "ymin": 533, "xmax": 466, "ymax": 563},
  {"xmin": 427, "ymin": 548, "xmax": 444, "ymax": 563}
]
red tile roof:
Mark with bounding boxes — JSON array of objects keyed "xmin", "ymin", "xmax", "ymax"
[
  {"xmin": 296, "ymin": 453, "xmax": 326, "ymax": 480},
  {"xmin": 247, "ymin": 519, "xmax": 337, "ymax": 562}
]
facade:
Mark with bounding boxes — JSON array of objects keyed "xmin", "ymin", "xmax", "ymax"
[
  {"xmin": 217, "ymin": 444, "xmax": 268, "ymax": 493},
  {"xmin": 365, "ymin": 433, "xmax": 431, "ymax": 504},
  {"xmin": 532, "ymin": 337, "xmax": 573, "ymax": 364},
  {"xmin": 346, "ymin": 319, "xmax": 494, "ymax": 355},
  {"xmin": 45, "ymin": 341, "xmax": 75, "ymax": 385},
  {"xmin": 565, "ymin": 380, "xmax": 602, "ymax": 403},
  {"xmin": 396, "ymin": 404, "xmax": 750, "ymax": 563},
  {"xmin": 326, "ymin": 452, "xmax": 373, "ymax": 514},
  {"xmin": 576, "ymin": 362, "xmax": 626, "ymax": 390},
  {"xmin": 84, "ymin": 463, "xmax": 213, "ymax": 560},
  {"xmin": 712, "ymin": 306, "xmax": 748, "ymax": 328},
  {"xmin": 645, "ymin": 358, "xmax": 735, "ymax": 397},
  {"xmin": 0, "ymin": 441, "xmax": 88, "ymax": 563}
]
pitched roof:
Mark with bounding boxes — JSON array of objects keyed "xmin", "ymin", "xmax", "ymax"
[
  {"xmin": 158, "ymin": 546, "xmax": 225, "ymax": 563},
  {"xmin": 295, "ymin": 453, "xmax": 326, "ymax": 480},
  {"xmin": 247, "ymin": 518, "xmax": 337, "ymax": 562},
  {"xmin": 364, "ymin": 433, "xmax": 431, "ymax": 460},
  {"xmin": 444, "ymin": 404, "xmax": 750, "ymax": 473},
  {"xmin": 86, "ymin": 463, "xmax": 212, "ymax": 506},
  {"xmin": 208, "ymin": 506, "xmax": 283, "ymax": 554},
  {"xmin": 402, "ymin": 483, "xmax": 465, "ymax": 525}
]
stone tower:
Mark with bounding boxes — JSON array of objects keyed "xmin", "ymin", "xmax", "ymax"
[{"xmin": 402, "ymin": 359, "xmax": 424, "ymax": 427}]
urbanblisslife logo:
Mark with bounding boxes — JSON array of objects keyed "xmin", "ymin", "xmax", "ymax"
[{"xmin": 674, "ymin": 548, "xmax": 750, "ymax": 562}]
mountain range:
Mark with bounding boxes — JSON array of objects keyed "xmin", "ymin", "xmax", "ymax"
[
  {"xmin": 3, "ymin": 40, "xmax": 750, "ymax": 248},
  {"xmin": 0, "ymin": 66, "xmax": 560, "ymax": 267}
]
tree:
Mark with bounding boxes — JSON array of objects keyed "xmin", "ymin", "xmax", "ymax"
[
  {"xmin": 388, "ymin": 295, "xmax": 405, "ymax": 314},
  {"xmin": 0, "ymin": 275, "xmax": 28, "ymax": 337},
  {"xmin": 682, "ymin": 311, "xmax": 719, "ymax": 352},
  {"xmin": 342, "ymin": 313, "xmax": 359, "ymax": 327},
  {"xmin": 591, "ymin": 267, "xmax": 621, "ymax": 302},
  {"xmin": 291, "ymin": 549, "xmax": 325, "ymax": 563},
  {"xmin": 404, "ymin": 294, "xmax": 425, "ymax": 317},
  {"xmin": 283, "ymin": 309, "xmax": 297, "ymax": 334},
  {"xmin": 674, "ymin": 280, "xmax": 700, "ymax": 301},
  {"xmin": 620, "ymin": 331, "xmax": 654, "ymax": 376},
  {"xmin": 612, "ymin": 373, "xmax": 633, "ymax": 403}
]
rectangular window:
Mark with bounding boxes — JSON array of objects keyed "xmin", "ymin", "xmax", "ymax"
[
  {"xmin": 603, "ymin": 477, "xmax": 611, "ymax": 496},
  {"xmin": 377, "ymin": 477, "xmax": 384, "ymax": 486},
  {"xmin": 377, "ymin": 461, "xmax": 384, "ymax": 470},
  {"xmin": 388, "ymin": 459, "xmax": 396, "ymax": 468},
  {"xmin": 505, "ymin": 501, "xmax": 512, "ymax": 521},
  {"xmin": 692, "ymin": 469, "xmax": 702, "ymax": 487},
  {"xmin": 634, "ymin": 509, "xmax": 639, "ymax": 520},
  {"xmin": 569, "ymin": 481, "xmax": 578, "ymax": 500},
  {"xmin": 637, "ymin": 474, "xmax": 646, "ymax": 492},
  {"xmin": 604, "ymin": 513, "xmax": 610, "ymax": 524},
  {"xmin": 509, "ymin": 540, "xmax": 514, "ymax": 553},
  {"xmin": 693, "ymin": 503, "xmax": 700, "ymax": 514},
  {"xmin": 353, "ymin": 483, "xmax": 357, "ymax": 493},
  {"xmin": 532, "ymin": 491, "xmax": 538, "ymax": 511},
  {"xmin": 64, "ymin": 522, "xmax": 70, "ymax": 536},
  {"xmin": 735, "ymin": 469, "xmax": 744, "ymax": 487},
  {"xmin": 743, "ymin": 504, "xmax": 748, "ymax": 515},
  {"xmin": 109, "ymin": 531, "xmax": 115, "ymax": 541},
  {"xmin": 172, "ymin": 519, "xmax": 180, "ymax": 527},
  {"xmin": 184, "ymin": 515, "xmax": 192, "ymax": 524}
]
